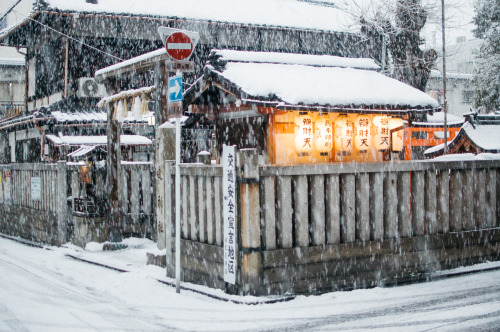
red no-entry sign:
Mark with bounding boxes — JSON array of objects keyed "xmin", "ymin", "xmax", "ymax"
[{"xmin": 165, "ymin": 32, "xmax": 193, "ymax": 61}]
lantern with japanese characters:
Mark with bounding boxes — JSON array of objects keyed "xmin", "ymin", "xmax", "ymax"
[
  {"xmin": 314, "ymin": 115, "xmax": 333, "ymax": 155},
  {"xmin": 373, "ymin": 115, "xmax": 390, "ymax": 150},
  {"xmin": 389, "ymin": 117, "xmax": 405, "ymax": 151},
  {"xmin": 354, "ymin": 114, "xmax": 372, "ymax": 152},
  {"xmin": 334, "ymin": 114, "xmax": 353, "ymax": 154},
  {"xmin": 295, "ymin": 112, "xmax": 313, "ymax": 156}
]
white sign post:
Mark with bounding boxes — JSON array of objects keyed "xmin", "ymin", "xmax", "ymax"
[
  {"xmin": 222, "ymin": 145, "xmax": 238, "ymax": 285},
  {"xmin": 31, "ymin": 176, "xmax": 41, "ymax": 201}
]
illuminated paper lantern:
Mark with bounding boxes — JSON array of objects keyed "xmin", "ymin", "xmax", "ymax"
[
  {"xmin": 354, "ymin": 114, "xmax": 372, "ymax": 151},
  {"xmin": 334, "ymin": 114, "xmax": 353, "ymax": 154},
  {"xmin": 373, "ymin": 115, "xmax": 390, "ymax": 150},
  {"xmin": 314, "ymin": 115, "xmax": 333, "ymax": 155},
  {"xmin": 389, "ymin": 117, "xmax": 405, "ymax": 151},
  {"xmin": 295, "ymin": 113, "xmax": 313, "ymax": 156}
]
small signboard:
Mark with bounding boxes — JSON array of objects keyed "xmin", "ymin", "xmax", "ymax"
[
  {"xmin": 165, "ymin": 60, "xmax": 194, "ymax": 73},
  {"xmin": 3, "ymin": 170, "xmax": 11, "ymax": 205},
  {"xmin": 168, "ymin": 75, "xmax": 183, "ymax": 103},
  {"xmin": 31, "ymin": 176, "xmax": 41, "ymax": 201},
  {"xmin": 222, "ymin": 145, "xmax": 238, "ymax": 285}
]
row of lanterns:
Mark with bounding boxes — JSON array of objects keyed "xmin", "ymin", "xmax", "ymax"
[{"xmin": 295, "ymin": 113, "xmax": 404, "ymax": 156}]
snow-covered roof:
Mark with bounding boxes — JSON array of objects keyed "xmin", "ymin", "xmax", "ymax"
[
  {"xmin": 425, "ymin": 112, "xmax": 465, "ymax": 125},
  {"xmin": 212, "ymin": 50, "xmax": 380, "ymax": 70},
  {"xmin": 461, "ymin": 122, "xmax": 500, "ymax": 151},
  {"xmin": 207, "ymin": 50, "xmax": 439, "ymax": 110},
  {"xmin": 430, "ymin": 70, "xmax": 473, "ymax": 80},
  {"xmin": 38, "ymin": 0, "xmax": 356, "ymax": 33},
  {"xmin": 95, "ymin": 50, "xmax": 166, "ymax": 81},
  {"xmin": 67, "ymin": 145, "xmax": 99, "ymax": 158},
  {"xmin": 46, "ymin": 134, "xmax": 152, "ymax": 146},
  {"xmin": 0, "ymin": 58, "xmax": 25, "ymax": 66},
  {"xmin": 425, "ymin": 122, "xmax": 500, "ymax": 157},
  {"xmin": 97, "ymin": 86, "xmax": 155, "ymax": 107},
  {"xmin": 50, "ymin": 111, "xmax": 107, "ymax": 123}
]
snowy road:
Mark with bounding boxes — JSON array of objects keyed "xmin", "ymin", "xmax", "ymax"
[{"xmin": 1, "ymin": 236, "xmax": 500, "ymax": 332}]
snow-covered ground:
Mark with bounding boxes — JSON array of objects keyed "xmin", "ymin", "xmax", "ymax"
[{"xmin": 1, "ymin": 235, "xmax": 500, "ymax": 331}]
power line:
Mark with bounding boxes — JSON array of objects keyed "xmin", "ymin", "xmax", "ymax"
[
  {"xmin": 13, "ymin": 9, "xmax": 124, "ymax": 62},
  {"xmin": 0, "ymin": 0, "xmax": 22, "ymax": 23}
]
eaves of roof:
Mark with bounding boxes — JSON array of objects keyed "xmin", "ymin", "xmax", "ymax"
[{"xmin": 191, "ymin": 66, "xmax": 439, "ymax": 117}]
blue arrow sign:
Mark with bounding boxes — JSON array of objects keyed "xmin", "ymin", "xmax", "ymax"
[{"xmin": 168, "ymin": 75, "xmax": 183, "ymax": 103}]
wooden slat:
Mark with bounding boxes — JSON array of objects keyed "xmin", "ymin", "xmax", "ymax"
[
  {"xmin": 370, "ymin": 172, "xmax": 384, "ymax": 241},
  {"xmin": 449, "ymin": 170, "xmax": 463, "ymax": 232},
  {"xmin": 485, "ymin": 169, "xmax": 497, "ymax": 228},
  {"xmin": 397, "ymin": 172, "xmax": 411, "ymax": 238},
  {"xmin": 277, "ymin": 176, "xmax": 293, "ymax": 248},
  {"xmin": 384, "ymin": 172, "xmax": 398, "ymax": 239},
  {"xmin": 206, "ymin": 177, "xmax": 214, "ymax": 245},
  {"xmin": 142, "ymin": 167, "xmax": 152, "ymax": 215},
  {"xmin": 411, "ymin": 171, "xmax": 425, "ymax": 236},
  {"xmin": 424, "ymin": 170, "xmax": 437, "ymax": 235},
  {"xmin": 189, "ymin": 175, "xmax": 198, "ymax": 241},
  {"xmin": 355, "ymin": 173, "xmax": 370, "ymax": 242},
  {"xmin": 198, "ymin": 176, "xmax": 206, "ymax": 243},
  {"xmin": 293, "ymin": 175, "xmax": 309, "ymax": 247},
  {"xmin": 261, "ymin": 176, "xmax": 277, "ymax": 250},
  {"xmin": 214, "ymin": 176, "xmax": 223, "ymax": 246},
  {"xmin": 310, "ymin": 175, "xmax": 326, "ymax": 246},
  {"xmin": 131, "ymin": 169, "xmax": 140, "ymax": 216},
  {"xmin": 475, "ymin": 169, "xmax": 486, "ymax": 229},
  {"xmin": 325, "ymin": 174, "xmax": 340, "ymax": 245},
  {"xmin": 181, "ymin": 175, "xmax": 189, "ymax": 239},
  {"xmin": 462, "ymin": 169, "xmax": 474, "ymax": 231},
  {"xmin": 436, "ymin": 169, "xmax": 450, "ymax": 234},
  {"xmin": 340, "ymin": 174, "xmax": 355, "ymax": 243}
]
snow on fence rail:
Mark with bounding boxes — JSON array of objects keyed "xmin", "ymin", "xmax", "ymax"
[{"xmin": 163, "ymin": 152, "xmax": 500, "ymax": 295}]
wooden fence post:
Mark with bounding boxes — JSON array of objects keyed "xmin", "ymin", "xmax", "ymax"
[
  {"xmin": 356, "ymin": 173, "xmax": 370, "ymax": 242},
  {"xmin": 370, "ymin": 172, "xmax": 384, "ymax": 241},
  {"xmin": 56, "ymin": 161, "xmax": 67, "ymax": 246},
  {"xmin": 340, "ymin": 174, "xmax": 355, "ymax": 243},
  {"xmin": 449, "ymin": 170, "xmax": 463, "ymax": 232},
  {"xmin": 425, "ymin": 170, "xmax": 437, "ymax": 235},
  {"xmin": 437, "ymin": 169, "xmax": 450, "ymax": 234},
  {"xmin": 238, "ymin": 149, "xmax": 262, "ymax": 294},
  {"xmin": 155, "ymin": 123, "xmax": 175, "ymax": 250},
  {"xmin": 411, "ymin": 171, "xmax": 425, "ymax": 236}
]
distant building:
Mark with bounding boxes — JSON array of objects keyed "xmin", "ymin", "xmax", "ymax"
[
  {"xmin": 426, "ymin": 38, "xmax": 482, "ymax": 117},
  {"xmin": 0, "ymin": 58, "xmax": 25, "ymax": 118},
  {"xmin": 424, "ymin": 112, "xmax": 500, "ymax": 158}
]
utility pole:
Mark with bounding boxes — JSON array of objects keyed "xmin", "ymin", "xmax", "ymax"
[{"xmin": 441, "ymin": 0, "xmax": 448, "ymax": 154}]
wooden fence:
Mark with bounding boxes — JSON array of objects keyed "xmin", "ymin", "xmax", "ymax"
[
  {"xmin": 0, "ymin": 161, "xmax": 154, "ymax": 247},
  {"xmin": 162, "ymin": 152, "xmax": 500, "ymax": 295},
  {"xmin": 70, "ymin": 161, "xmax": 154, "ymax": 247},
  {"xmin": 0, "ymin": 162, "xmax": 67, "ymax": 245}
]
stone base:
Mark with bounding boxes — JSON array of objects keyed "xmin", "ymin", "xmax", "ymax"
[
  {"xmin": 72, "ymin": 216, "xmax": 108, "ymax": 248},
  {"xmin": 147, "ymin": 252, "xmax": 166, "ymax": 268}
]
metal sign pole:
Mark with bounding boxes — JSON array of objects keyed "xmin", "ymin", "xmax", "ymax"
[
  {"xmin": 160, "ymin": 26, "xmax": 198, "ymax": 295},
  {"xmin": 175, "ymin": 95, "xmax": 181, "ymax": 293}
]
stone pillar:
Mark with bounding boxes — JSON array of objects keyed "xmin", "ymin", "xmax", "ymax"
[{"xmin": 238, "ymin": 148, "xmax": 261, "ymax": 295}]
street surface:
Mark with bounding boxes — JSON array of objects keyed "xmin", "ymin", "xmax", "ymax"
[{"xmin": 1, "ymin": 236, "xmax": 499, "ymax": 331}]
